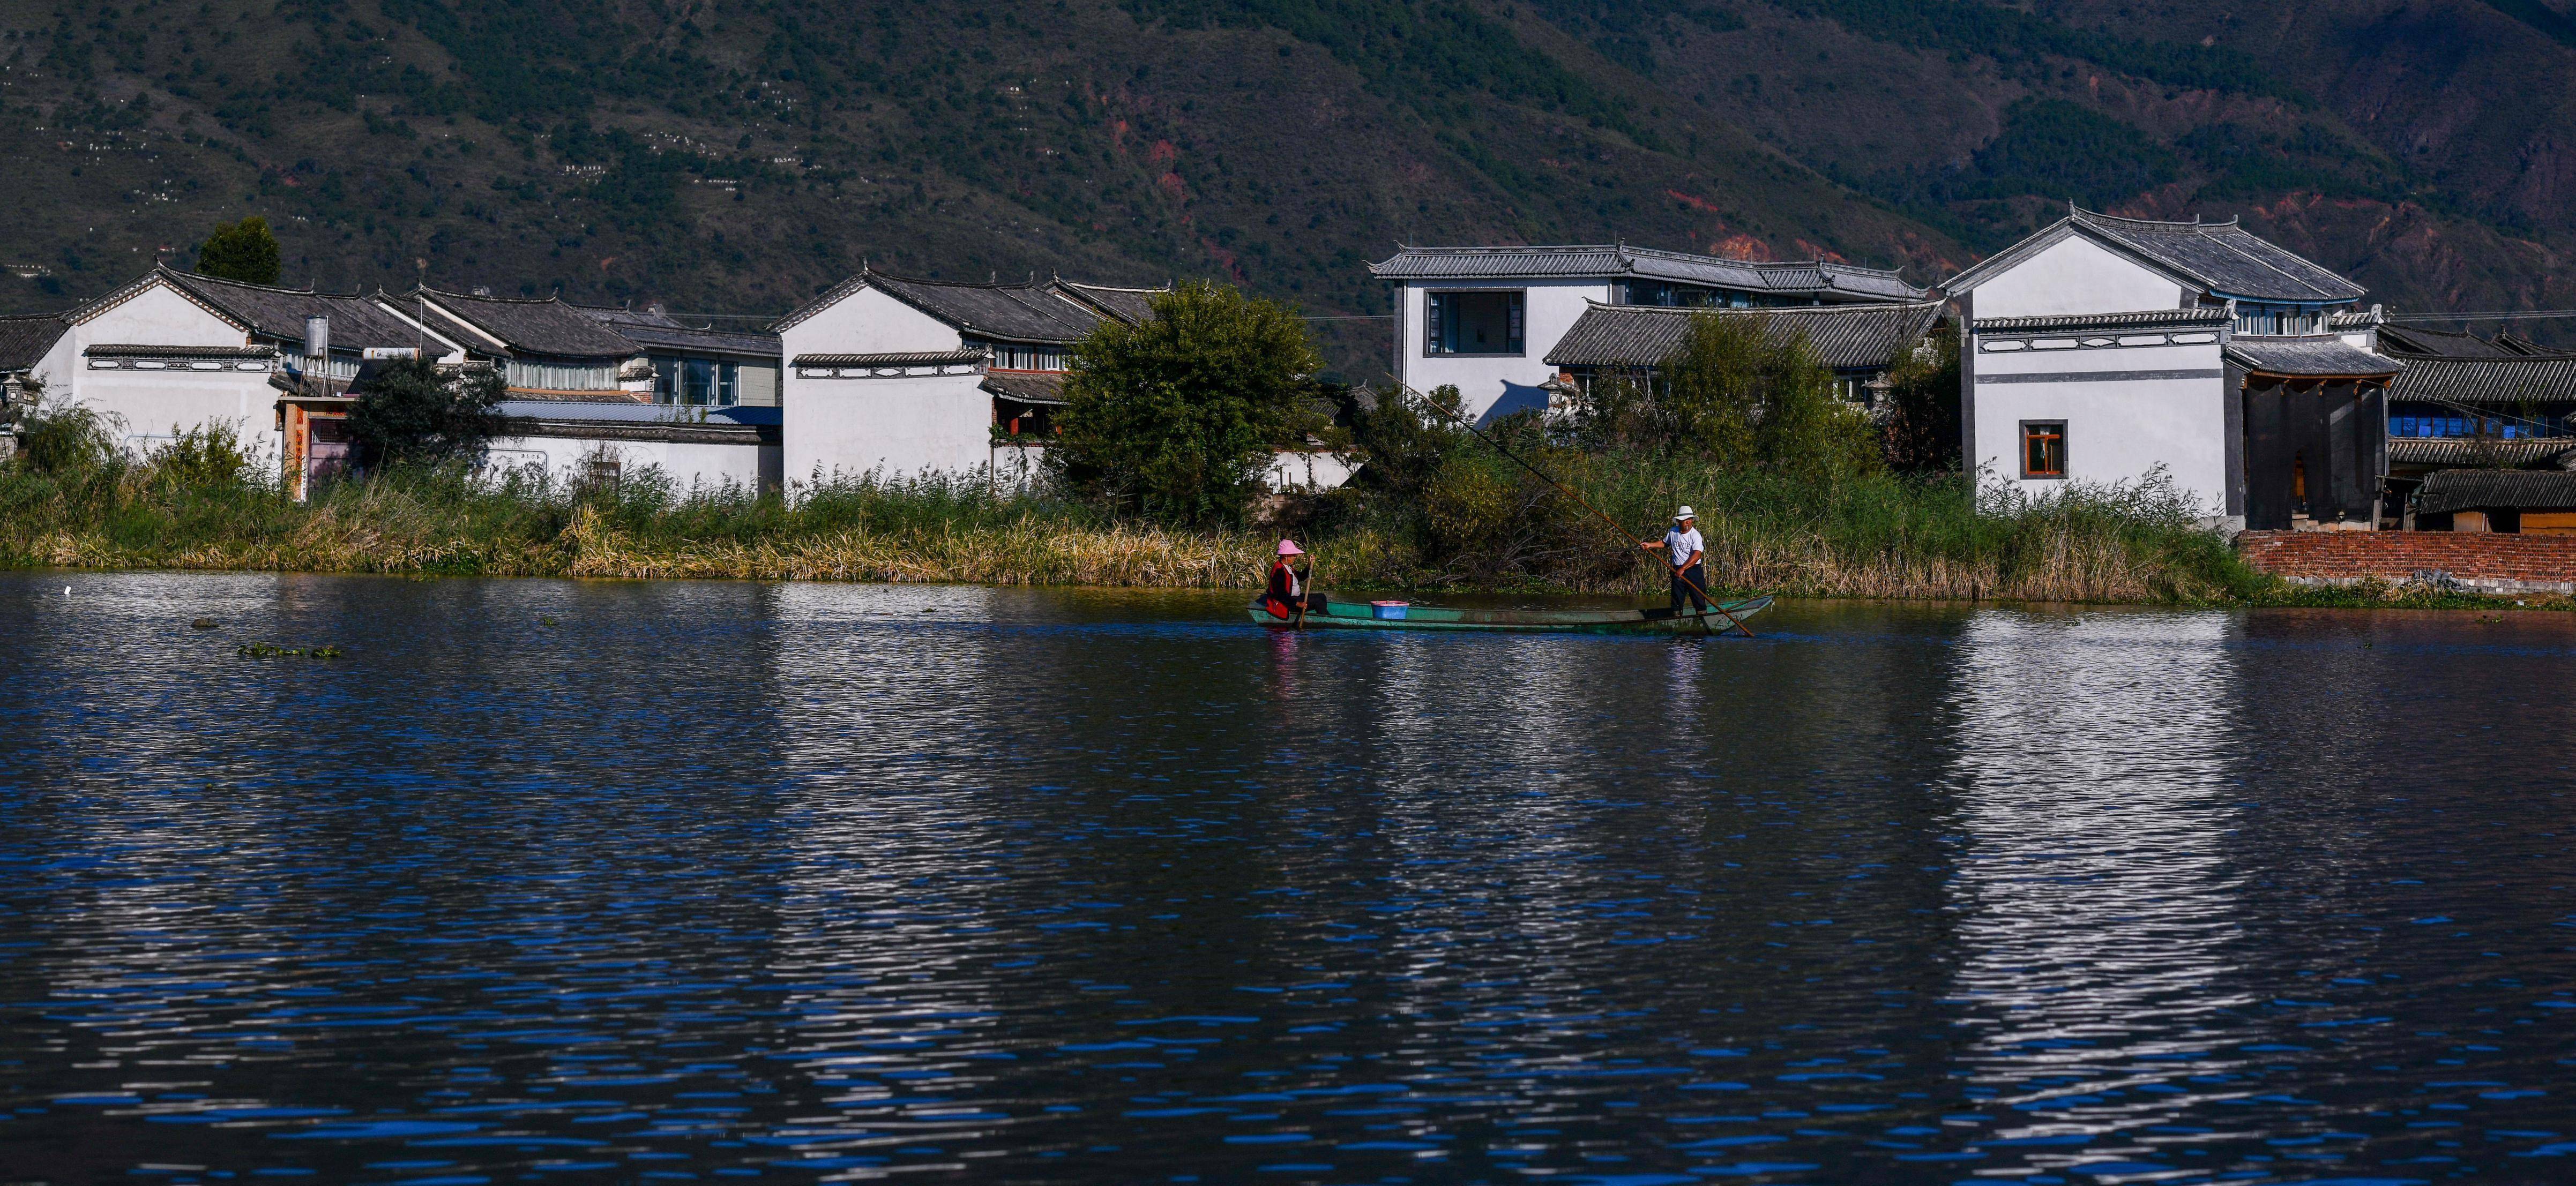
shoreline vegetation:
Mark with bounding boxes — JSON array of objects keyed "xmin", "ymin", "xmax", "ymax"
[
  {"xmin": 1, "ymin": 420, "xmax": 2555, "ymax": 610},
  {"xmin": 2, "ymin": 285, "xmax": 2559, "ymax": 610}
]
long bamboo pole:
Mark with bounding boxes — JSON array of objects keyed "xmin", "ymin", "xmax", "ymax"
[{"xmin": 1406, "ymin": 386, "xmax": 1754, "ymax": 638}]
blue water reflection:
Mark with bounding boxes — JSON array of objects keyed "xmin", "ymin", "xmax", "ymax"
[{"xmin": 1, "ymin": 574, "xmax": 2571, "ymax": 1185}]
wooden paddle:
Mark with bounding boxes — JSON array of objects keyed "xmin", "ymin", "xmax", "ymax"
[
  {"xmin": 1406, "ymin": 385, "xmax": 1754, "ymax": 638},
  {"xmin": 1295, "ymin": 552, "xmax": 1318, "ymax": 630}
]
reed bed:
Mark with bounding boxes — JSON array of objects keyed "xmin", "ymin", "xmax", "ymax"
[{"xmin": 0, "ymin": 430, "xmax": 2312, "ymax": 604}]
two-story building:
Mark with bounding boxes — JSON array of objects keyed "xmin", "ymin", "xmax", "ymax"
[
  {"xmin": 771, "ymin": 269, "xmax": 1165, "ymax": 483},
  {"xmin": 1945, "ymin": 207, "xmax": 2397, "ymax": 531},
  {"xmin": 1371, "ymin": 243, "xmax": 1927, "ymax": 423}
]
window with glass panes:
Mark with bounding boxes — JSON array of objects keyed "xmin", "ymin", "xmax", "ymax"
[
  {"xmin": 654, "ymin": 356, "xmax": 741, "ymax": 406},
  {"xmin": 2021, "ymin": 421, "xmax": 2067, "ymax": 478}
]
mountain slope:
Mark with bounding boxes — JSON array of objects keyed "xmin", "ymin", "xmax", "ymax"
[{"xmin": 2, "ymin": 0, "xmax": 2571, "ymax": 372}]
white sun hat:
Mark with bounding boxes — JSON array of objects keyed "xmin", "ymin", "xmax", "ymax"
[{"xmin": 1674, "ymin": 506, "xmax": 1696, "ymax": 520}]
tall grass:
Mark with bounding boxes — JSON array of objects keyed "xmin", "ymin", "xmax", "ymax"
[{"xmin": 2, "ymin": 415, "xmax": 2276, "ymax": 603}]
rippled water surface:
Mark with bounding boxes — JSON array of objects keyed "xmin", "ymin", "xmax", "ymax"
[{"xmin": 3, "ymin": 572, "xmax": 2572, "ymax": 1186}]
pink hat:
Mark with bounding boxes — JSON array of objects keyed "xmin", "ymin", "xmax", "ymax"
[{"xmin": 1277, "ymin": 539, "xmax": 1305, "ymax": 556}]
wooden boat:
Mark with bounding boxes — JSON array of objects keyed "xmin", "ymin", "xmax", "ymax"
[{"xmin": 1247, "ymin": 595, "xmax": 1773, "ymax": 635}]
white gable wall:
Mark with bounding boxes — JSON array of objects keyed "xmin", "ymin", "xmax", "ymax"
[
  {"xmin": 780, "ymin": 283, "xmax": 988, "ymax": 486},
  {"xmin": 1967, "ymin": 236, "xmax": 2191, "ymax": 319},
  {"xmin": 1394, "ymin": 278, "xmax": 1610, "ymax": 424},
  {"xmin": 58, "ymin": 279, "xmax": 280, "ymax": 458}
]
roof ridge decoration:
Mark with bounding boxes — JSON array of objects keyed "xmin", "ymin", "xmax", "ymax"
[
  {"xmin": 67, "ymin": 268, "xmax": 254, "ymax": 333},
  {"xmin": 165, "ymin": 265, "xmax": 368, "ymax": 299},
  {"xmin": 2070, "ymin": 204, "xmax": 2231, "ymax": 231}
]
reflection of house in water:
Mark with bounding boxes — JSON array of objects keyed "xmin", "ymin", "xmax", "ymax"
[{"xmin": 1942, "ymin": 612, "xmax": 2251, "ymax": 1123}]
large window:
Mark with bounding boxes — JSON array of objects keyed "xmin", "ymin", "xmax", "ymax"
[
  {"xmin": 2021, "ymin": 421, "xmax": 2067, "ymax": 479},
  {"xmin": 654, "ymin": 356, "xmax": 740, "ymax": 406},
  {"xmin": 505, "ymin": 359, "xmax": 619, "ymax": 392},
  {"xmin": 1425, "ymin": 290, "xmax": 1524, "ymax": 355}
]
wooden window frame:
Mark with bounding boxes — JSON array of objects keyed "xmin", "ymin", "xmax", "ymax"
[{"xmin": 2020, "ymin": 419, "xmax": 2067, "ymax": 480}]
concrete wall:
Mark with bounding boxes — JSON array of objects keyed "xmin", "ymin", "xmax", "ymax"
[
  {"xmin": 485, "ymin": 433, "xmax": 778, "ymax": 492},
  {"xmin": 1269, "ymin": 451, "xmax": 1356, "ymax": 491},
  {"xmin": 780, "ymin": 283, "xmax": 993, "ymax": 485},
  {"xmin": 1394, "ymin": 278, "xmax": 1610, "ymax": 424},
  {"xmin": 60, "ymin": 280, "xmax": 278, "ymax": 456},
  {"xmin": 1968, "ymin": 337, "xmax": 2230, "ymax": 516},
  {"xmin": 1967, "ymin": 236, "xmax": 2190, "ymax": 319}
]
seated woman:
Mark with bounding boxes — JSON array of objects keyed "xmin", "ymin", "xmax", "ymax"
[{"xmin": 1263, "ymin": 539, "xmax": 1328, "ymax": 619}]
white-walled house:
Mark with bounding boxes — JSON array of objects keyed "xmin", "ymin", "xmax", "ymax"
[
  {"xmin": 1946, "ymin": 208, "xmax": 2398, "ymax": 531},
  {"xmin": 1372, "ymin": 244, "xmax": 1927, "ymax": 423},
  {"xmin": 772, "ymin": 269, "xmax": 1164, "ymax": 485},
  {"xmin": 36, "ymin": 270, "xmax": 294, "ymax": 457}
]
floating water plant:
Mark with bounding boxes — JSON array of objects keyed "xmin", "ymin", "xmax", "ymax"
[
  {"xmin": 237, "ymin": 643, "xmax": 342, "ymax": 659},
  {"xmin": 190, "ymin": 618, "xmax": 220, "ymax": 629}
]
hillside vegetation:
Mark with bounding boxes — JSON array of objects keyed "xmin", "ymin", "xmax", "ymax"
[{"xmin": 4, "ymin": 0, "xmax": 2573, "ymax": 368}]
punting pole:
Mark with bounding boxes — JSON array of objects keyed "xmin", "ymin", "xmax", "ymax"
[{"xmin": 1405, "ymin": 385, "xmax": 1754, "ymax": 638}]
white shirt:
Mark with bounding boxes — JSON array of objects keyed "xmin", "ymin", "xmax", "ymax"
[{"xmin": 1663, "ymin": 524, "xmax": 1704, "ymax": 569}]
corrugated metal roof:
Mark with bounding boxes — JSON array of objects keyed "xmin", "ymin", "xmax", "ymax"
[
  {"xmin": 1544, "ymin": 300, "xmax": 1943, "ymax": 371},
  {"xmin": 2070, "ymin": 208, "xmax": 2364, "ymax": 304},
  {"xmin": 1370, "ymin": 244, "xmax": 1925, "ymax": 301},
  {"xmin": 2416, "ymin": 468, "xmax": 2576, "ymax": 515},
  {"xmin": 0, "ymin": 313, "xmax": 68, "ymax": 373},
  {"xmin": 2386, "ymin": 355, "xmax": 2576, "ymax": 406},
  {"xmin": 2224, "ymin": 336, "xmax": 2401, "ymax": 378},
  {"xmin": 411, "ymin": 288, "xmax": 643, "ymax": 359},
  {"xmin": 161, "ymin": 269, "xmax": 426, "ymax": 350},
  {"xmin": 2390, "ymin": 438, "xmax": 2576, "ymax": 468},
  {"xmin": 1973, "ymin": 307, "xmax": 2232, "ymax": 334},
  {"xmin": 574, "ymin": 305, "xmax": 780, "ymax": 358}
]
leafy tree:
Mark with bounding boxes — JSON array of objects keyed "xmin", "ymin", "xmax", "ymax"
[
  {"xmin": 195, "ymin": 216, "xmax": 283, "ymax": 285},
  {"xmin": 1878, "ymin": 326, "xmax": 1961, "ymax": 473},
  {"xmin": 1656, "ymin": 312, "xmax": 1881, "ymax": 479},
  {"xmin": 347, "ymin": 359, "xmax": 507, "ymax": 468},
  {"xmin": 1049, "ymin": 281, "xmax": 1323, "ymax": 526}
]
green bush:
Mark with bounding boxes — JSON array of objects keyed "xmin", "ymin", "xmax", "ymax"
[
  {"xmin": 1048, "ymin": 280, "xmax": 1325, "ymax": 526},
  {"xmin": 348, "ymin": 359, "xmax": 508, "ymax": 468}
]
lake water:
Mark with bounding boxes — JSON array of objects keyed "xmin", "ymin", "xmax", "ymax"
[{"xmin": 2, "ymin": 572, "xmax": 2572, "ymax": 1186}]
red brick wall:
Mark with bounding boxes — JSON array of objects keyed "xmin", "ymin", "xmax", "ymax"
[{"xmin": 2237, "ymin": 530, "xmax": 2576, "ymax": 590}]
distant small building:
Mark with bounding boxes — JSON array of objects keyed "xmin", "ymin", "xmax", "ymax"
[
  {"xmin": 1945, "ymin": 207, "xmax": 2387, "ymax": 531},
  {"xmin": 1542, "ymin": 299, "xmax": 1945, "ymax": 410},
  {"xmin": 772, "ymin": 269, "xmax": 1164, "ymax": 483},
  {"xmin": 574, "ymin": 304, "xmax": 783, "ymax": 411},
  {"xmin": 0, "ymin": 312, "xmax": 70, "ymax": 425},
  {"xmin": 1371, "ymin": 243, "xmax": 1927, "ymax": 423},
  {"xmin": 2413, "ymin": 469, "xmax": 2576, "ymax": 534}
]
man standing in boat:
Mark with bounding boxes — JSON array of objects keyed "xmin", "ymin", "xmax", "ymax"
[{"xmin": 1641, "ymin": 507, "xmax": 1707, "ymax": 615}]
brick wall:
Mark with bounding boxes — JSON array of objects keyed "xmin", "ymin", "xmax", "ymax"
[{"xmin": 2237, "ymin": 530, "xmax": 2576, "ymax": 594}]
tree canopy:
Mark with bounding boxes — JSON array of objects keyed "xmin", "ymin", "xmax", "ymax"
[
  {"xmin": 347, "ymin": 359, "xmax": 507, "ymax": 468},
  {"xmin": 1048, "ymin": 281, "xmax": 1324, "ymax": 526},
  {"xmin": 195, "ymin": 216, "xmax": 282, "ymax": 285}
]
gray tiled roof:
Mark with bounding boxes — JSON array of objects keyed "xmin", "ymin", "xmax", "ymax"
[
  {"xmin": 574, "ymin": 305, "xmax": 780, "ymax": 358},
  {"xmin": 85, "ymin": 343, "xmax": 280, "ymax": 359},
  {"xmin": 2387, "ymin": 355, "xmax": 2576, "ymax": 405},
  {"xmin": 1972, "ymin": 307, "xmax": 2233, "ymax": 334},
  {"xmin": 867, "ymin": 272, "xmax": 1104, "ymax": 344},
  {"xmin": 1372, "ymin": 244, "xmax": 1925, "ymax": 301},
  {"xmin": 793, "ymin": 349, "xmax": 989, "ymax": 369},
  {"xmin": 2415, "ymin": 468, "xmax": 2576, "ymax": 515},
  {"xmin": 2389, "ymin": 438, "xmax": 2576, "ymax": 468},
  {"xmin": 2069, "ymin": 208, "xmax": 2364, "ymax": 304},
  {"xmin": 410, "ymin": 288, "xmax": 643, "ymax": 359},
  {"xmin": 2380, "ymin": 325, "xmax": 2574, "ymax": 360},
  {"xmin": 161, "ymin": 268, "xmax": 427, "ymax": 350},
  {"xmin": 983, "ymin": 370, "xmax": 1070, "ymax": 406},
  {"xmin": 1545, "ymin": 300, "xmax": 1943, "ymax": 372},
  {"xmin": 1052, "ymin": 281, "xmax": 1164, "ymax": 325},
  {"xmin": 0, "ymin": 312, "xmax": 68, "ymax": 373},
  {"xmin": 2224, "ymin": 336, "xmax": 2400, "ymax": 378}
]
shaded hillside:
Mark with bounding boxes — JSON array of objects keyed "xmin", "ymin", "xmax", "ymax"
[{"xmin": 2, "ymin": 0, "xmax": 2571, "ymax": 371}]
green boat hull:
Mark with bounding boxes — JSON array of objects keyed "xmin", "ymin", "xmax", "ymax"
[{"xmin": 1248, "ymin": 595, "xmax": 1773, "ymax": 634}]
